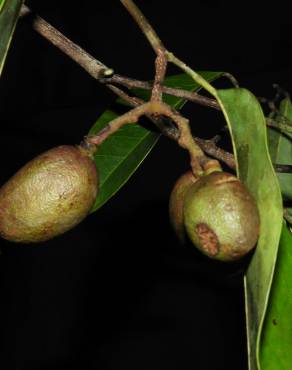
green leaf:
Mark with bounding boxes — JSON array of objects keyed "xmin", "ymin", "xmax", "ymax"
[
  {"xmin": 89, "ymin": 71, "xmax": 222, "ymax": 211},
  {"xmin": 0, "ymin": 0, "xmax": 6, "ymax": 12},
  {"xmin": 89, "ymin": 115, "xmax": 159, "ymax": 212},
  {"xmin": 0, "ymin": 0, "xmax": 24, "ymax": 76},
  {"xmin": 260, "ymin": 225, "xmax": 292, "ymax": 370},
  {"xmin": 216, "ymin": 89, "xmax": 283, "ymax": 370},
  {"xmin": 268, "ymin": 97, "xmax": 292, "ymax": 200}
]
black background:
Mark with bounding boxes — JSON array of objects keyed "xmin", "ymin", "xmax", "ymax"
[{"xmin": 0, "ymin": 1, "xmax": 291, "ymax": 369}]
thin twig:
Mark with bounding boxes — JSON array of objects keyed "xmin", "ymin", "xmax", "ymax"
[
  {"xmin": 108, "ymin": 84, "xmax": 179, "ymax": 140},
  {"xmin": 274, "ymin": 164, "xmax": 292, "ymax": 173},
  {"xmin": 107, "ymin": 84, "xmax": 144, "ymax": 108},
  {"xmin": 85, "ymin": 99, "xmax": 208, "ymax": 176},
  {"xmin": 284, "ymin": 209, "xmax": 292, "ymax": 225},
  {"xmin": 120, "ymin": 0, "xmax": 164, "ymax": 52},
  {"xmin": 21, "ymin": 2, "xmax": 291, "ymax": 176},
  {"xmin": 108, "ymin": 85, "xmax": 239, "ymax": 168},
  {"xmin": 151, "ymin": 48, "xmax": 168, "ymax": 102},
  {"xmin": 93, "ymin": 88, "xmax": 292, "ymax": 174},
  {"xmin": 86, "ymin": 103, "xmax": 151, "ymax": 146},
  {"xmin": 266, "ymin": 118, "xmax": 292, "ymax": 134},
  {"xmin": 119, "ymin": 0, "xmax": 219, "ymax": 175},
  {"xmin": 266, "ymin": 118, "xmax": 292, "ymax": 140},
  {"xmin": 20, "ymin": 5, "xmax": 113, "ymax": 79},
  {"xmin": 119, "ymin": 1, "xmax": 216, "ymax": 98},
  {"xmin": 194, "ymin": 137, "xmax": 236, "ymax": 170},
  {"xmin": 119, "ymin": 0, "xmax": 226, "ymax": 176},
  {"xmin": 106, "ymin": 75, "xmax": 221, "ymax": 110},
  {"xmin": 19, "ymin": 4, "xmax": 232, "ymax": 170},
  {"xmin": 119, "ymin": 0, "xmax": 292, "ymax": 176},
  {"xmin": 167, "ymin": 52, "xmax": 217, "ymax": 97},
  {"xmin": 20, "ymin": 5, "xmax": 220, "ymax": 111},
  {"xmin": 221, "ymin": 72, "xmax": 239, "ymax": 88}
]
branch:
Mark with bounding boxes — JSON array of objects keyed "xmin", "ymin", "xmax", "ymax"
[
  {"xmin": 19, "ymin": 4, "xmax": 220, "ymax": 111},
  {"xmin": 119, "ymin": 0, "xmax": 292, "ymax": 178},
  {"xmin": 120, "ymin": 0, "xmax": 164, "ymax": 53},
  {"xmin": 120, "ymin": 0, "xmax": 225, "ymax": 176},
  {"xmin": 85, "ymin": 99, "xmax": 212, "ymax": 176},
  {"xmin": 107, "ymin": 85, "xmax": 237, "ymax": 169},
  {"xmin": 106, "ymin": 75, "xmax": 221, "ymax": 110},
  {"xmin": 107, "ymin": 84, "xmax": 179, "ymax": 140},
  {"xmin": 151, "ymin": 48, "xmax": 168, "ymax": 102},
  {"xmin": 21, "ymin": 3, "xmax": 291, "ymax": 176},
  {"xmin": 284, "ymin": 209, "xmax": 292, "ymax": 225},
  {"xmin": 274, "ymin": 164, "xmax": 292, "ymax": 173},
  {"xmin": 19, "ymin": 4, "xmax": 233, "ymax": 170},
  {"xmin": 194, "ymin": 137, "xmax": 236, "ymax": 170},
  {"xmin": 20, "ymin": 5, "xmax": 113, "ymax": 79},
  {"xmin": 266, "ymin": 117, "xmax": 292, "ymax": 139}
]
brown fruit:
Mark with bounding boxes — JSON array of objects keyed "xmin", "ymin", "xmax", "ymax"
[
  {"xmin": 0, "ymin": 145, "xmax": 98, "ymax": 243},
  {"xmin": 169, "ymin": 171, "xmax": 197, "ymax": 243},
  {"xmin": 183, "ymin": 171, "xmax": 260, "ymax": 261}
]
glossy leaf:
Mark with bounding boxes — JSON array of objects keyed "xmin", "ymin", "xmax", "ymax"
[
  {"xmin": 216, "ymin": 88, "xmax": 283, "ymax": 370},
  {"xmin": 89, "ymin": 72, "xmax": 222, "ymax": 211},
  {"xmin": 0, "ymin": 0, "xmax": 5, "ymax": 12},
  {"xmin": 268, "ymin": 97, "xmax": 292, "ymax": 200},
  {"xmin": 0, "ymin": 0, "xmax": 24, "ymax": 76},
  {"xmin": 89, "ymin": 115, "xmax": 159, "ymax": 212},
  {"xmin": 260, "ymin": 225, "xmax": 292, "ymax": 370}
]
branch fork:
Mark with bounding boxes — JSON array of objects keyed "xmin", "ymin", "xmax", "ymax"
[{"xmin": 19, "ymin": 1, "xmax": 292, "ymax": 176}]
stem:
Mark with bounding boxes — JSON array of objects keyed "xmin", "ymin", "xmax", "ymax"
[
  {"xmin": 107, "ymin": 75, "xmax": 221, "ymax": 110},
  {"xmin": 20, "ymin": 5, "xmax": 220, "ymax": 111},
  {"xmin": 119, "ymin": 0, "xmax": 214, "ymax": 176},
  {"xmin": 284, "ymin": 209, "xmax": 292, "ymax": 225},
  {"xmin": 108, "ymin": 84, "xmax": 179, "ymax": 139},
  {"xmin": 20, "ymin": 5, "xmax": 113, "ymax": 79},
  {"xmin": 274, "ymin": 164, "xmax": 292, "ymax": 173},
  {"xmin": 167, "ymin": 52, "xmax": 217, "ymax": 97},
  {"xmin": 266, "ymin": 118, "xmax": 292, "ymax": 139},
  {"xmin": 194, "ymin": 137, "xmax": 236, "ymax": 170},
  {"xmin": 23, "ymin": 1, "xmax": 288, "ymax": 176},
  {"xmin": 108, "ymin": 85, "xmax": 239, "ymax": 169},
  {"xmin": 222, "ymin": 72, "xmax": 239, "ymax": 88},
  {"xmin": 19, "ymin": 4, "xmax": 231, "ymax": 171},
  {"xmin": 119, "ymin": 0, "xmax": 224, "ymax": 176},
  {"xmin": 120, "ymin": 0, "xmax": 164, "ymax": 52},
  {"xmin": 86, "ymin": 103, "xmax": 151, "ymax": 146},
  {"xmin": 85, "ymin": 100, "xmax": 211, "ymax": 176},
  {"xmin": 151, "ymin": 48, "xmax": 168, "ymax": 102}
]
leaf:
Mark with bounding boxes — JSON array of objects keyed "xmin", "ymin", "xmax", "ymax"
[
  {"xmin": 89, "ymin": 72, "xmax": 222, "ymax": 211},
  {"xmin": 0, "ymin": 0, "xmax": 24, "ymax": 76},
  {"xmin": 260, "ymin": 225, "xmax": 292, "ymax": 370},
  {"xmin": 0, "ymin": 0, "xmax": 6, "ymax": 12},
  {"xmin": 89, "ymin": 115, "xmax": 159, "ymax": 212},
  {"xmin": 216, "ymin": 88, "xmax": 283, "ymax": 370},
  {"xmin": 268, "ymin": 97, "xmax": 292, "ymax": 200}
]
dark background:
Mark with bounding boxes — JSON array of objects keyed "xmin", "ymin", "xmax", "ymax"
[{"xmin": 0, "ymin": 1, "xmax": 291, "ymax": 369}]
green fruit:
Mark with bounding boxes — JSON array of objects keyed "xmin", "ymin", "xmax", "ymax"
[
  {"xmin": 183, "ymin": 171, "xmax": 260, "ymax": 262},
  {"xmin": 169, "ymin": 171, "xmax": 197, "ymax": 243},
  {"xmin": 0, "ymin": 145, "xmax": 98, "ymax": 243}
]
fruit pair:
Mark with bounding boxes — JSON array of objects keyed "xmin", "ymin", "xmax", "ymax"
[
  {"xmin": 169, "ymin": 170, "xmax": 260, "ymax": 262},
  {"xmin": 0, "ymin": 145, "xmax": 98, "ymax": 243},
  {"xmin": 0, "ymin": 143, "xmax": 260, "ymax": 255}
]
